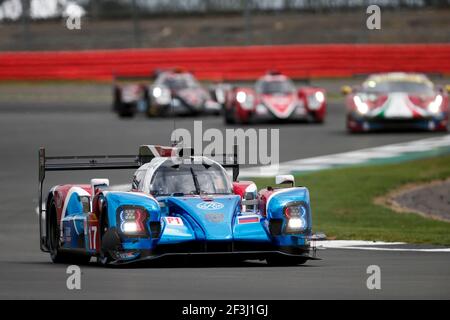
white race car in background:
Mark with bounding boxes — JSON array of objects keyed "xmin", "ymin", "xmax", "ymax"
[{"xmin": 342, "ymin": 72, "xmax": 449, "ymax": 132}]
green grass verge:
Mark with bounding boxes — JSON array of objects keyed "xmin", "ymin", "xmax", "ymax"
[{"xmin": 253, "ymin": 155, "xmax": 450, "ymax": 245}]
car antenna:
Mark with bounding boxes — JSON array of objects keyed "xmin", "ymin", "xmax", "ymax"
[
  {"xmin": 171, "ymin": 135, "xmax": 183, "ymax": 148},
  {"xmin": 168, "ymin": 103, "xmax": 175, "ymax": 145},
  {"xmin": 171, "ymin": 102, "xmax": 176, "ymax": 145}
]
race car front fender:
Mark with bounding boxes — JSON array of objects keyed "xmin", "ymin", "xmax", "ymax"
[
  {"xmin": 265, "ymin": 187, "xmax": 312, "ymax": 246},
  {"xmin": 102, "ymin": 192, "xmax": 162, "ymax": 250}
]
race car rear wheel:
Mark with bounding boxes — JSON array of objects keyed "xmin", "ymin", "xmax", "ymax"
[
  {"xmin": 266, "ymin": 256, "xmax": 308, "ymax": 266},
  {"xmin": 48, "ymin": 200, "xmax": 91, "ymax": 264}
]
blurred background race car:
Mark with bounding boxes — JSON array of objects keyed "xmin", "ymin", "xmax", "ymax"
[
  {"xmin": 343, "ymin": 72, "xmax": 450, "ymax": 133},
  {"xmin": 113, "ymin": 75, "xmax": 150, "ymax": 117},
  {"xmin": 113, "ymin": 69, "xmax": 221, "ymax": 117},
  {"xmin": 223, "ymin": 72, "xmax": 326, "ymax": 124},
  {"xmin": 148, "ymin": 69, "xmax": 222, "ymax": 117}
]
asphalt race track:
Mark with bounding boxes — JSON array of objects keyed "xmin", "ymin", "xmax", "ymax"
[{"xmin": 0, "ymin": 101, "xmax": 449, "ymax": 299}]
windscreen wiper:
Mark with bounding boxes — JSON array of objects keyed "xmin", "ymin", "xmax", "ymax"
[{"xmin": 190, "ymin": 167, "xmax": 201, "ymax": 195}]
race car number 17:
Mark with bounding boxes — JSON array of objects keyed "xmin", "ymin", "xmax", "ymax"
[{"xmin": 88, "ymin": 226, "xmax": 97, "ymax": 250}]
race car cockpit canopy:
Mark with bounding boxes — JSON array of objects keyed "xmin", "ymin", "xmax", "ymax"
[
  {"xmin": 148, "ymin": 160, "xmax": 233, "ymax": 196},
  {"xmin": 156, "ymin": 72, "xmax": 200, "ymax": 91},
  {"xmin": 255, "ymin": 72, "xmax": 295, "ymax": 95},
  {"xmin": 362, "ymin": 72, "xmax": 434, "ymax": 94}
]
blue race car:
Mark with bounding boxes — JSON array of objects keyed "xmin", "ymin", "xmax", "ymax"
[{"xmin": 38, "ymin": 145, "xmax": 318, "ymax": 266}]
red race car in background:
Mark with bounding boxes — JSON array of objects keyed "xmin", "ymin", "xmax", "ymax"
[{"xmin": 223, "ymin": 72, "xmax": 326, "ymax": 124}]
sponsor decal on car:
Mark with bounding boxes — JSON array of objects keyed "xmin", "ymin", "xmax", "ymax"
[
  {"xmin": 165, "ymin": 217, "xmax": 184, "ymax": 226},
  {"xmin": 197, "ymin": 201, "xmax": 224, "ymax": 210},
  {"xmin": 238, "ymin": 215, "xmax": 260, "ymax": 224},
  {"xmin": 205, "ymin": 213, "xmax": 224, "ymax": 223}
]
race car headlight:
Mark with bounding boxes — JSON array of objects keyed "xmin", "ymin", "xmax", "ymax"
[
  {"xmin": 284, "ymin": 204, "xmax": 307, "ymax": 233},
  {"xmin": 307, "ymin": 91, "xmax": 325, "ymax": 110},
  {"xmin": 236, "ymin": 91, "xmax": 247, "ymax": 103},
  {"xmin": 428, "ymin": 95, "xmax": 443, "ymax": 114},
  {"xmin": 152, "ymin": 86, "xmax": 171, "ymax": 105},
  {"xmin": 236, "ymin": 91, "xmax": 254, "ymax": 110},
  {"xmin": 122, "ymin": 221, "xmax": 138, "ymax": 233},
  {"xmin": 354, "ymin": 95, "xmax": 369, "ymax": 115},
  {"xmin": 287, "ymin": 218, "xmax": 304, "ymax": 230},
  {"xmin": 152, "ymin": 86, "xmax": 162, "ymax": 98},
  {"xmin": 118, "ymin": 207, "xmax": 147, "ymax": 236}
]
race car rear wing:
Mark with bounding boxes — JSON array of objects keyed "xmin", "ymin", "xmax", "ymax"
[{"xmin": 38, "ymin": 145, "xmax": 239, "ymax": 252}]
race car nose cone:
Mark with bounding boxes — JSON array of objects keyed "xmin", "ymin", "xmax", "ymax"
[{"xmin": 168, "ymin": 196, "xmax": 241, "ymax": 240}]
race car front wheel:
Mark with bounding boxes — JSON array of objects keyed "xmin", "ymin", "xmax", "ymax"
[{"xmin": 98, "ymin": 201, "xmax": 113, "ymax": 266}]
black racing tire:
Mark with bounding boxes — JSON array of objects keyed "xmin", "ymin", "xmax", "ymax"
[
  {"xmin": 224, "ymin": 106, "xmax": 237, "ymax": 124},
  {"xmin": 98, "ymin": 201, "xmax": 113, "ymax": 266},
  {"xmin": 117, "ymin": 103, "xmax": 135, "ymax": 118},
  {"xmin": 48, "ymin": 200, "xmax": 90, "ymax": 264},
  {"xmin": 48, "ymin": 200, "xmax": 66, "ymax": 263},
  {"xmin": 266, "ymin": 256, "xmax": 308, "ymax": 266},
  {"xmin": 113, "ymin": 88, "xmax": 121, "ymax": 112}
]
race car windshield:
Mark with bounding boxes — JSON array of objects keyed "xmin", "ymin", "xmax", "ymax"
[
  {"xmin": 362, "ymin": 80, "xmax": 434, "ymax": 95},
  {"xmin": 149, "ymin": 162, "xmax": 233, "ymax": 196},
  {"xmin": 161, "ymin": 74, "xmax": 199, "ymax": 90},
  {"xmin": 256, "ymin": 80, "xmax": 295, "ymax": 95}
]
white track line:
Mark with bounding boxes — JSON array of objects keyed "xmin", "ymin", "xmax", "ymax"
[
  {"xmin": 317, "ymin": 240, "xmax": 405, "ymax": 247},
  {"xmin": 325, "ymin": 246, "xmax": 450, "ymax": 252},
  {"xmin": 316, "ymin": 240, "xmax": 450, "ymax": 253},
  {"xmin": 241, "ymin": 134, "xmax": 450, "ymax": 177}
]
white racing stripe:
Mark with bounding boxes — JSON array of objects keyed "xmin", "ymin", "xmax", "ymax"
[
  {"xmin": 241, "ymin": 135, "xmax": 450, "ymax": 177},
  {"xmin": 35, "ymin": 183, "xmax": 132, "ymax": 215}
]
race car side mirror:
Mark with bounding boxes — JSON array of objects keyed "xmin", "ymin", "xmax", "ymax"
[
  {"xmin": 341, "ymin": 85, "xmax": 352, "ymax": 95},
  {"xmin": 91, "ymin": 178, "xmax": 110, "ymax": 197},
  {"xmin": 275, "ymin": 174, "xmax": 295, "ymax": 187}
]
